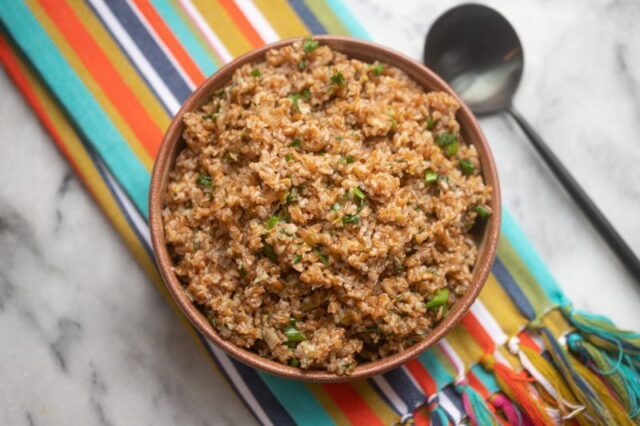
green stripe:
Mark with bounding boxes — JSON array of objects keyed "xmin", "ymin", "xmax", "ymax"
[
  {"xmin": 325, "ymin": 0, "xmax": 370, "ymax": 40},
  {"xmin": 259, "ymin": 373, "xmax": 335, "ymax": 426},
  {"xmin": 0, "ymin": 1, "xmax": 150, "ymax": 217},
  {"xmin": 501, "ymin": 209, "xmax": 569, "ymax": 306},
  {"xmin": 151, "ymin": 0, "xmax": 219, "ymax": 75},
  {"xmin": 303, "ymin": 0, "xmax": 350, "ymax": 35}
]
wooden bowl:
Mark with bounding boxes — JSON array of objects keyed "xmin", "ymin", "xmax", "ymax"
[{"xmin": 149, "ymin": 36, "xmax": 501, "ymax": 382}]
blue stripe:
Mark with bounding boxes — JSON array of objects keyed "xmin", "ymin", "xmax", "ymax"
[
  {"xmin": 258, "ymin": 373, "xmax": 335, "ymax": 426},
  {"xmin": 151, "ymin": 0, "xmax": 218, "ymax": 76},
  {"xmin": 106, "ymin": 0, "xmax": 193, "ymax": 103},
  {"xmin": 501, "ymin": 209, "xmax": 570, "ymax": 306},
  {"xmin": 368, "ymin": 379, "xmax": 404, "ymax": 415},
  {"xmin": 470, "ymin": 364, "xmax": 500, "ymax": 394},
  {"xmin": 418, "ymin": 350, "xmax": 453, "ymax": 390},
  {"xmin": 0, "ymin": 1, "xmax": 150, "ymax": 217},
  {"xmin": 442, "ymin": 385, "xmax": 465, "ymax": 414},
  {"xmin": 382, "ymin": 368, "xmax": 426, "ymax": 411},
  {"xmin": 492, "ymin": 256, "xmax": 537, "ymax": 320},
  {"xmin": 288, "ymin": 0, "xmax": 326, "ymax": 34},
  {"xmin": 229, "ymin": 362, "xmax": 296, "ymax": 426},
  {"xmin": 325, "ymin": 0, "xmax": 371, "ymax": 40}
]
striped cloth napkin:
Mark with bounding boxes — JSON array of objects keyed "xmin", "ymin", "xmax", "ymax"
[{"xmin": 2, "ymin": 2, "xmax": 639, "ymax": 425}]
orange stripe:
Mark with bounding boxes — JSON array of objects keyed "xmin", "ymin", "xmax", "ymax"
[
  {"xmin": 322, "ymin": 383, "xmax": 384, "ymax": 426},
  {"xmin": 217, "ymin": 0, "xmax": 264, "ymax": 48},
  {"xmin": 467, "ymin": 371, "xmax": 490, "ymax": 400},
  {"xmin": 518, "ymin": 331, "xmax": 541, "ymax": 352},
  {"xmin": 461, "ymin": 312, "xmax": 495, "ymax": 354},
  {"xmin": 130, "ymin": 0, "xmax": 206, "ymax": 85},
  {"xmin": 406, "ymin": 359, "xmax": 437, "ymax": 395},
  {"xmin": 0, "ymin": 36, "xmax": 88, "ymax": 189},
  {"xmin": 38, "ymin": 0, "xmax": 163, "ymax": 158}
]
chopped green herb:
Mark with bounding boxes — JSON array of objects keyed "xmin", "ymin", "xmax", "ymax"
[
  {"xmin": 284, "ymin": 321, "xmax": 306, "ymax": 343},
  {"xmin": 215, "ymin": 89, "xmax": 226, "ymax": 98},
  {"xmin": 426, "ymin": 117, "xmax": 436, "ymax": 130},
  {"xmin": 250, "ymin": 68, "xmax": 261, "ymax": 77},
  {"xmin": 331, "ymin": 71, "xmax": 345, "ymax": 87},
  {"xmin": 211, "ymin": 318, "xmax": 217, "ymax": 327},
  {"xmin": 298, "ymin": 59, "xmax": 306, "ymax": 71},
  {"xmin": 340, "ymin": 155, "xmax": 355, "ymax": 164},
  {"xmin": 424, "ymin": 168, "xmax": 438, "ymax": 184},
  {"xmin": 302, "ymin": 87, "xmax": 311, "ymax": 102},
  {"xmin": 459, "ymin": 159, "xmax": 475, "ymax": 175},
  {"xmin": 336, "ymin": 135, "xmax": 344, "ymax": 141},
  {"xmin": 353, "ymin": 187, "xmax": 366, "ymax": 200},
  {"xmin": 239, "ymin": 264, "xmax": 248, "ymax": 277},
  {"xmin": 285, "ymin": 153, "xmax": 294, "ymax": 162},
  {"xmin": 474, "ymin": 205, "xmax": 492, "ymax": 219},
  {"xmin": 314, "ymin": 247, "xmax": 330, "ymax": 266},
  {"xmin": 443, "ymin": 141, "xmax": 459, "ymax": 157},
  {"xmin": 289, "ymin": 358, "xmax": 301, "ymax": 367},
  {"xmin": 342, "ymin": 214, "xmax": 360, "ymax": 224},
  {"xmin": 372, "ymin": 63, "xmax": 385, "ymax": 76},
  {"xmin": 261, "ymin": 237, "xmax": 278, "ymax": 263},
  {"xmin": 436, "ymin": 132, "xmax": 457, "ymax": 147},
  {"xmin": 303, "ymin": 37, "xmax": 319, "ymax": 53},
  {"xmin": 331, "ymin": 203, "xmax": 342, "ymax": 212},
  {"xmin": 203, "ymin": 113, "xmax": 218, "ymax": 121},
  {"xmin": 293, "ymin": 254, "xmax": 302, "ymax": 264},
  {"xmin": 388, "ymin": 115, "xmax": 397, "ymax": 133},
  {"xmin": 196, "ymin": 173, "xmax": 212, "ymax": 188},
  {"xmin": 288, "ymin": 93, "xmax": 301, "ymax": 113},
  {"xmin": 425, "ymin": 288, "xmax": 450, "ymax": 309},
  {"xmin": 288, "ymin": 138, "xmax": 302, "ymax": 148},
  {"xmin": 265, "ymin": 215, "xmax": 280, "ymax": 230}
]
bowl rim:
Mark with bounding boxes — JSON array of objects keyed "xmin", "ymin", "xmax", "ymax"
[{"xmin": 149, "ymin": 35, "xmax": 501, "ymax": 383}]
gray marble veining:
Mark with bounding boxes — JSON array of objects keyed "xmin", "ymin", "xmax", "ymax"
[{"xmin": 1, "ymin": 1, "xmax": 639, "ymax": 424}]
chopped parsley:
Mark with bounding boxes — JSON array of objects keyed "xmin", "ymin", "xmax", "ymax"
[
  {"xmin": 250, "ymin": 68, "xmax": 261, "ymax": 77},
  {"xmin": 342, "ymin": 215, "xmax": 360, "ymax": 225},
  {"xmin": 340, "ymin": 155, "xmax": 355, "ymax": 164},
  {"xmin": 303, "ymin": 37, "xmax": 319, "ymax": 53},
  {"xmin": 285, "ymin": 153, "xmax": 294, "ymax": 162},
  {"xmin": 239, "ymin": 264, "xmax": 248, "ymax": 277},
  {"xmin": 265, "ymin": 215, "xmax": 280, "ymax": 230},
  {"xmin": 298, "ymin": 59, "xmax": 306, "ymax": 71},
  {"xmin": 314, "ymin": 247, "xmax": 330, "ymax": 266},
  {"xmin": 288, "ymin": 93, "xmax": 301, "ymax": 113},
  {"xmin": 288, "ymin": 138, "xmax": 302, "ymax": 148},
  {"xmin": 436, "ymin": 132, "xmax": 457, "ymax": 147},
  {"xmin": 302, "ymin": 87, "xmax": 311, "ymax": 102},
  {"xmin": 196, "ymin": 173, "xmax": 212, "ymax": 188},
  {"xmin": 331, "ymin": 71, "xmax": 345, "ymax": 87},
  {"xmin": 459, "ymin": 159, "xmax": 475, "ymax": 175},
  {"xmin": 372, "ymin": 63, "xmax": 385, "ymax": 76},
  {"xmin": 426, "ymin": 117, "xmax": 436, "ymax": 130},
  {"xmin": 293, "ymin": 254, "xmax": 302, "ymax": 264},
  {"xmin": 331, "ymin": 203, "xmax": 342, "ymax": 212},
  {"xmin": 261, "ymin": 236, "xmax": 278, "ymax": 263}
]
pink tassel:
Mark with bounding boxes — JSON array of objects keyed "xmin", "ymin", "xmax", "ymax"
[{"xmin": 491, "ymin": 393, "xmax": 533, "ymax": 426}]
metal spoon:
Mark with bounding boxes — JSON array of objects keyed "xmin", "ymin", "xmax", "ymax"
[{"xmin": 423, "ymin": 3, "xmax": 640, "ymax": 279}]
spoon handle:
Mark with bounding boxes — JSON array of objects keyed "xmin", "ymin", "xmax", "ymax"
[{"xmin": 505, "ymin": 106, "xmax": 640, "ymax": 280}]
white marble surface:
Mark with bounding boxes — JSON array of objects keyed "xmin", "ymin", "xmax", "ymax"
[{"xmin": 1, "ymin": 1, "xmax": 639, "ymax": 425}]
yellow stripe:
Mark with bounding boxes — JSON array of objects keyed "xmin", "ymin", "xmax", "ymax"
[
  {"xmin": 190, "ymin": 0, "xmax": 253, "ymax": 57},
  {"xmin": 304, "ymin": 0, "xmax": 350, "ymax": 35},
  {"xmin": 446, "ymin": 325, "xmax": 484, "ymax": 369},
  {"xmin": 25, "ymin": 0, "xmax": 154, "ymax": 171},
  {"xmin": 306, "ymin": 384, "xmax": 352, "ymax": 426},
  {"xmin": 542, "ymin": 309, "xmax": 573, "ymax": 338},
  {"xmin": 479, "ymin": 274, "xmax": 529, "ymax": 337},
  {"xmin": 14, "ymin": 48, "xmax": 232, "ymax": 389},
  {"xmin": 166, "ymin": 0, "xmax": 222, "ymax": 65},
  {"xmin": 350, "ymin": 381, "xmax": 399, "ymax": 424},
  {"xmin": 253, "ymin": 0, "xmax": 310, "ymax": 38},
  {"xmin": 496, "ymin": 345, "xmax": 522, "ymax": 370},
  {"xmin": 69, "ymin": 0, "xmax": 171, "ymax": 132}
]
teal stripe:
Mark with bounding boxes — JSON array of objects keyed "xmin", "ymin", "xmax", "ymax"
[
  {"xmin": 0, "ymin": 1, "xmax": 150, "ymax": 217},
  {"xmin": 325, "ymin": 0, "xmax": 371, "ymax": 40},
  {"xmin": 470, "ymin": 364, "xmax": 500, "ymax": 394},
  {"xmin": 418, "ymin": 350, "xmax": 453, "ymax": 389},
  {"xmin": 151, "ymin": 0, "xmax": 218, "ymax": 76},
  {"xmin": 501, "ymin": 208, "xmax": 569, "ymax": 306},
  {"xmin": 258, "ymin": 374, "xmax": 335, "ymax": 426}
]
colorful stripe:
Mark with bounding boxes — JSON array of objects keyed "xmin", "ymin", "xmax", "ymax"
[{"xmin": 3, "ymin": 1, "xmax": 631, "ymax": 424}]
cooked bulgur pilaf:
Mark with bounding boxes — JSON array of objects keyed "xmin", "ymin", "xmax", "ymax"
[{"xmin": 163, "ymin": 39, "xmax": 492, "ymax": 374}]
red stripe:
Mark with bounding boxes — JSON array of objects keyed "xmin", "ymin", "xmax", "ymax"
[
  {"xmin": 217, "ymin": 0, "xmax": 264, "ymax": 48},
  {"xmin": 0, "ymin": 36, "xmax": 89, "ymax": 191},
  {"xmin": 406, "ymin": 359, "xmax": 437, "ymax": 395},
  {"xmin": 38, "ymin": 0, "xmax": 163, "ymax": 158},
  {"xmin": 414, "ymin": 406, "xmax": 431, "ymax": 426},
  {"xmin": 461, "ymin": 312, "xmax": 496, "ymax": 354},
  {"xmin": 467, "ymin": 371, "xmax": 490, "ymax": 400},
  {"xmin": 518, "ymin": 331, "xmax": 541, "ymax": 352},
  {"xmin": 131, "ymin": 0, "xmax": 206, "ymax": 85},
  {"xmin": 322, "ymin": 383, "xmax": 384, "ymax": 426}
]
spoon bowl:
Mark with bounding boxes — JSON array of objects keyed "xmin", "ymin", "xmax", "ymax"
[{"xmin": 423, "ymin": 4, "xmax": 524, "ymax": 114}]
